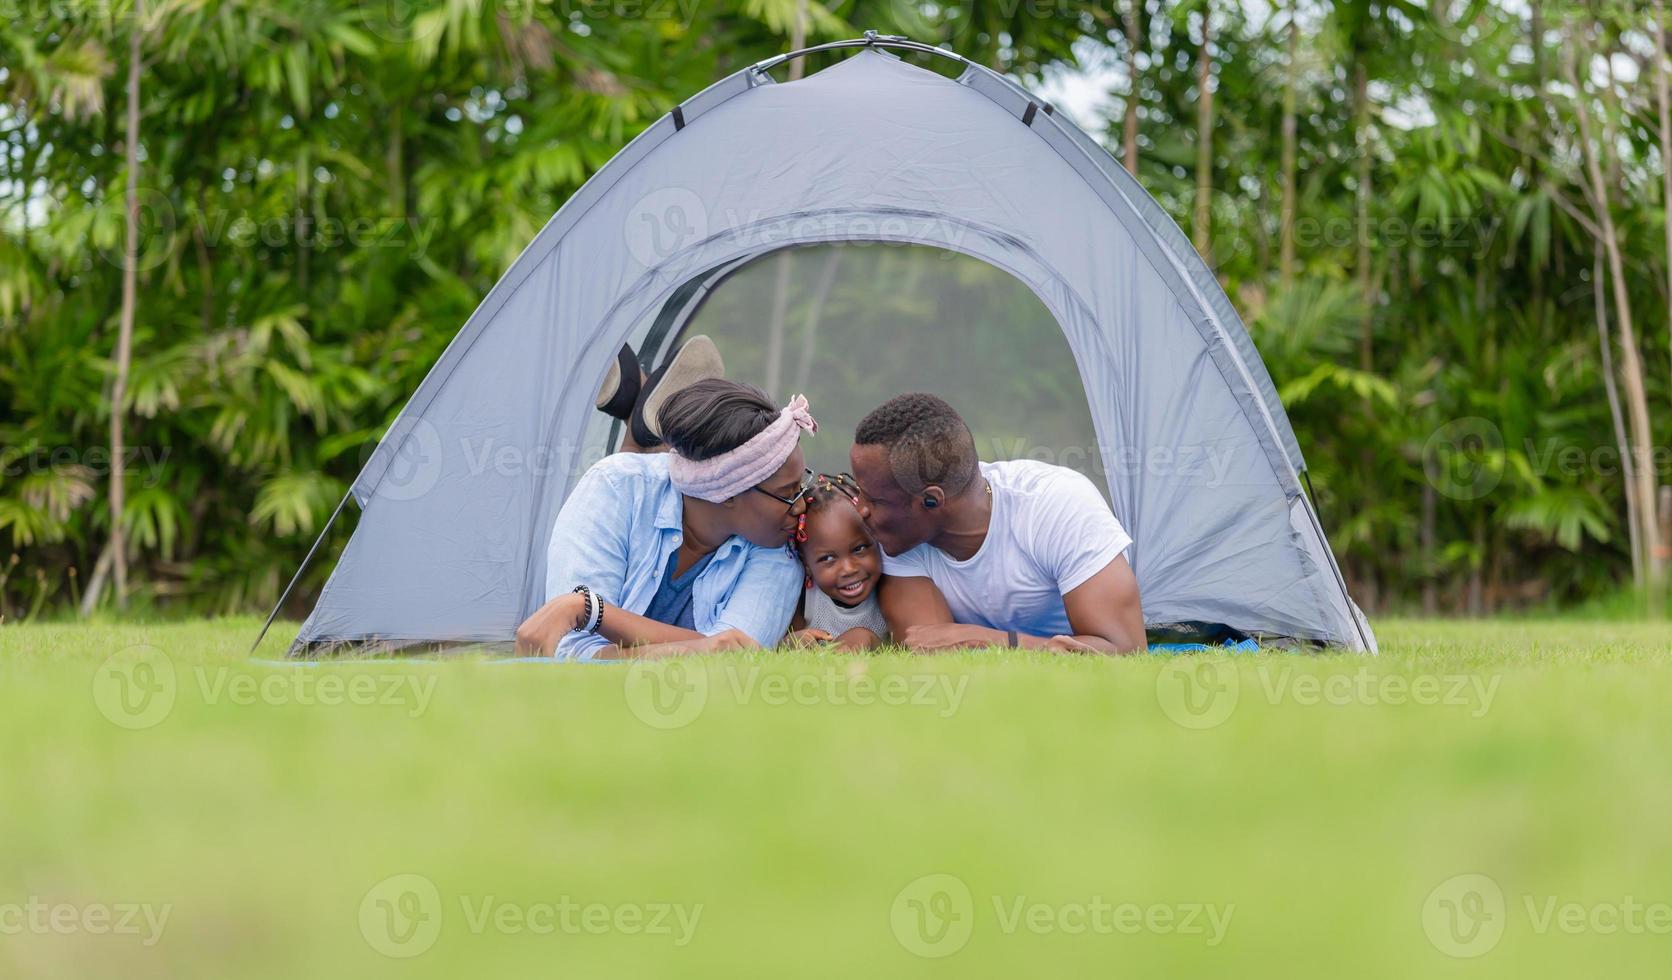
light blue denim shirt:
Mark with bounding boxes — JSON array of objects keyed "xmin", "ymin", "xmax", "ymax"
[{"xmin": 543, "ymin": 453, "xmax": 800, "ymax": 660}]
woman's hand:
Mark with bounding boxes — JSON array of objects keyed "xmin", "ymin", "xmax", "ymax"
[{"xmin": 514, "ymin": 593, "xmax": 587, "ymax": 657}]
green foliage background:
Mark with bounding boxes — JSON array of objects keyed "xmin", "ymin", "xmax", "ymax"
[{"xmin": 2, "ymin": 0, "xmax": 1669, "ymax": 619}]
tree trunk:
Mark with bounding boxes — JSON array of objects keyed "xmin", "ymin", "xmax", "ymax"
[
  {"xmin": 791, "ymin": 249, "xmax": 843, "ymax": 394},
  {"xmin": 788, "ymin": 0, "xmax": 807, "ymax": 80},
  {"xmin": 1467, "ymin": 517, "xmax": 1485, "ymax": 616},
  {"xmin": 1192, "ymin": 5, "xmax": 1214, "ymax": 259},
  {"xmin": 1279, "ymin": 0, "xmax": 1298, "ymax": 286},
  {"xmin": 1123, "ymin": 0, "xmax": 1142, "ymax": 176},
  {"xmin": 761, "ymin": 0, "xmax": 809, "ymax": 397},
  {"xmin": 108, "ymin": 24, "xmax": 143, "ymax": 612},
  {"xmin": 1569, "ymin": 38, "xmax": 1668, "ymax": 597},
  {"xmin": 1421, "ymin": 481, "xmax": 1436, "ymax": 614},
  {"xmin": 387, "ymin": 101, "xmax": 406, "ymax": 221},
  {"xmin": 1353, "ymin": 59, "xmax": 1373, "ymax": 373},
  {"xmin": 1653, "ymin": 0, "xmax": 1672, "ymax": 412},
  {"xmin": 78, "ymin": 537, "xmax": 117, "ymax": 618},
  {"xmin": 1594, "ymin": 251, "xmax": 1642, "ymax": 584}
]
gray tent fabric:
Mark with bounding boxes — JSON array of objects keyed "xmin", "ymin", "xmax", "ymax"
[{"xmin": 288, "ymin": 41, "xmax": 1376, "ymax": 653}]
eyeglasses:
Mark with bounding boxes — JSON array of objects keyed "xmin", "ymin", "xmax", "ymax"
[{"xmin": 752, "ymin": 468, "xmax": 818, "ymax": 515}]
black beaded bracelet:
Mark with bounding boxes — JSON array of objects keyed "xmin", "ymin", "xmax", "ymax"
[{"xmin": 570, "ymin": 585, "xmax": 603, "ymax": 634}]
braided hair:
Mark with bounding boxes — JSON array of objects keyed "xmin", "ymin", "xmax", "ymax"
[{"xmin": 792, "ymin": 472, "xmax": 867, "ymax": 554}]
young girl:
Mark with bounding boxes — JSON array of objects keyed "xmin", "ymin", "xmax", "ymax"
[{"xmin": 783, "ymin": 473, "xmax": 889, "ymax": 651}]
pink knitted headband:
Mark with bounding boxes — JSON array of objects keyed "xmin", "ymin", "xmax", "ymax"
[{"xmin": 666, "ymin": 394, "xmax": 818, "ymax": 503}]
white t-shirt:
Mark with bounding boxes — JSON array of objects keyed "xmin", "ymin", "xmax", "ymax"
[{"xmin": 881, "ymin": 460, "xmax": 1132, "ymax": 638}]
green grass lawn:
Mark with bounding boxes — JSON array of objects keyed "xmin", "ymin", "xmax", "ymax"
[{"xmin": 2, "ymin": 618, "xmax": 1669, "ymax": 978}]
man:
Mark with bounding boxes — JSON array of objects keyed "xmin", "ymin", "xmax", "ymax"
[{"xmin": 849, "ymin": 393, "xmax": 1145, "ymax": 653}]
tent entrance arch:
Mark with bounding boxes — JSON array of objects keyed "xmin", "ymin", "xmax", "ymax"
[
  {"xmin": 594, "ymin": 240, "xmax": 1109, "ymax": 494},
  {"xmin": 267, "ymin": 36, "xmax": 1375, "ymax": 654}
]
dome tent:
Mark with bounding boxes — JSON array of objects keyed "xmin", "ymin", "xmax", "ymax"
[{"xmin": 265, "ymin": 34, "xmax": 1376, "ymax": 654}]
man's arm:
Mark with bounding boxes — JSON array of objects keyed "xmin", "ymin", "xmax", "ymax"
[
  {"xmin": 879, "ymin": 574, "xmax": 954, "ymax": 638},
  {"xmin": 1054, "ymin": 553, "xmax": 1145, "ymax": 651},
  {"xmin": 899, "ymin": 555, "xmax": 1144, "ymax": 653}
]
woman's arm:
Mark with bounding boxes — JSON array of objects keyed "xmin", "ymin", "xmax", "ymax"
[
  {"xmin": 591, "ymin": 629, "xmax": 758, "ymax": 660},
  {"xmin": 709, "ymin": 546, "xmax": 802, "ymax": 647},
  {"xmin": 790, "ymin": 589, "xmax": 807, "ymax": 632},
  {"xmin": 596, "ymin": 604, "xmax": 707, "ymax": 647},
  {"xmin": 515, "ymin": 592, "xmax": 757, "ymax": 657}
]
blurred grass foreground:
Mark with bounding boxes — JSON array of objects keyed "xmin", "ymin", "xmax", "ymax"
[{"xmin": 2, "ymin": 617, "xmax": 1669, "ymax": 977}]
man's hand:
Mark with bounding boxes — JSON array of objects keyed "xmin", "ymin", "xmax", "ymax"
[
  {"xmin": 1047, "ymin": 634, "xmax": 1103, "ymax": 653},
  {"xmin": 901, "ymin": 623, "xmax": 1002, "ymax": 652},
  {"xmin": 514, "ymin": 593, "xmax": 586, "ymax": 657}
]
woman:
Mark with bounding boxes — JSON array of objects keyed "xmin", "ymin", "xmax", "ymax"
[{"xmin": 515, "ymin": 378, "xmax": 817, "ymax": 658}]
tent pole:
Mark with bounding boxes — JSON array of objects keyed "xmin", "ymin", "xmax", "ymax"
[
  {"xmin": 251, "ymin": 488, "xmax": 354, "ymax": 654},
  {"xmin": 1299, "ymin": 470, "xmax": 1372, "ymax": 651},
  {"xmin": 750, "ymin": 33, "xmax": 970, "ymax": 78}
]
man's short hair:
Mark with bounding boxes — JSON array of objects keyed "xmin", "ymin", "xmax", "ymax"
[{"xmin": 854, "ymin": 393, "xmax": 979, "ymax": 496}]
